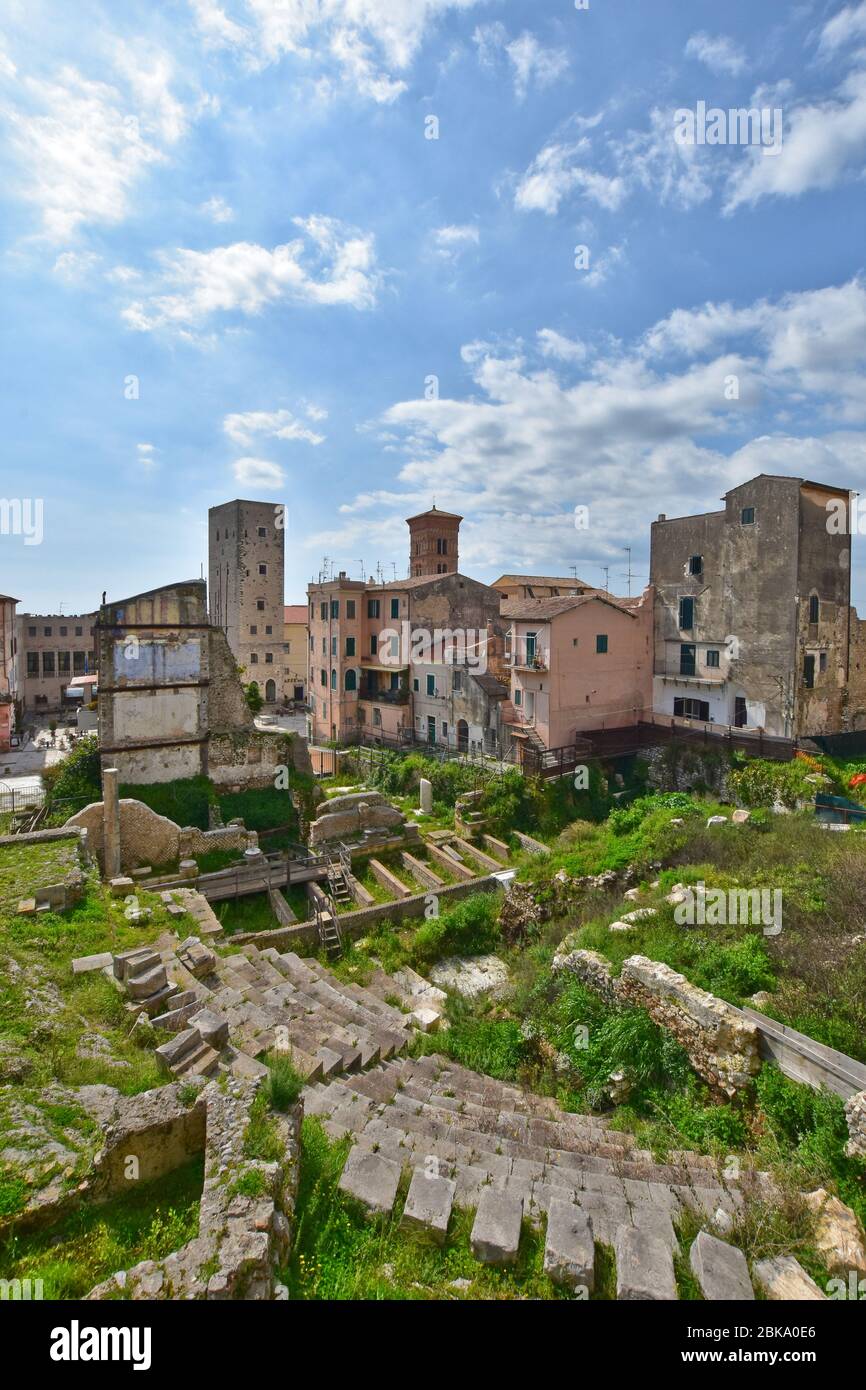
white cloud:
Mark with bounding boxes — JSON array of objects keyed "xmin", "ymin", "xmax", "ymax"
[
  {"xmin": 53, "ymin": 250, "xmax": 101, "ymax": 282},
  {"xmin": 724, "ymin": 67, "xmax": 866, "ymax": 212},
  {"xmin": 122, "ymin": 217, "xmax": 381, "ymax": 335},
  {"xmin": 515, "ymin": 141, "xmax": 626, "ymax": 214},
  {"xmin": 536, "ymin": 328, "xmax": 586, "ymax": 363},
  {"xmin": 232, "ymin": 456, "xmax": 285, "ymax": 490},
  {"xmin": 684, "ymin": 32, "xmax": 747, "ymax": 76},
  {"xmin": 580, "ymin": 242, "xmax": 627, "ymax": 289},
  {"xmin": 473, "ymin": 24, "xmax": 568, "ymax": 99},
  {"xmin": 200, "ymin": 195, "xmax": 234, "ymax": 223},
  {"xmin": 189, "ymin": 0, "xmax": 488, "ymax": 102},
  {"xmin": 431, "ymin": 223, "xmax": 480, "ymax": 260},
  {"xmin": 223, "ymin": 408, "xmax": 325, "ymax": 446},
  {"xmin": 137, "ymin": 442, "xmax": 158, "ymax": 469},
  {"xmin": 819, "ymin": 2, "xmax": 866, "ymax": 55}
]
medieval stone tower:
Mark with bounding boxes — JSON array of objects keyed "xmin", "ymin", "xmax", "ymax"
[
  {"xmin": 208, "ymin": 499, "xmax": 285, "ymax": 705},
  {"xmin": 406, "ymin": 506, "xmax": 462, "ymax": 578}
]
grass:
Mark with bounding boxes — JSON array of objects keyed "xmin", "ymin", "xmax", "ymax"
[
  {"xmin": 0, "ymin": 835, "xmax": 83, "ymax": 908},
  {"xmin": 282, "ymin": 1116, "xmax": 572, "ymax": 1301},
  {"xmin": 0, "ymin": 1157, "xmax": 204, "ymax": 1299},
  {"xmin": 215, "ymin": 892, "xmax": 278, "ymax": 936}
]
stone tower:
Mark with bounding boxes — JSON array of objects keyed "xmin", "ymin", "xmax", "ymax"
[
  {"xmin": 406, "ymin": 506, "xmax": 462, "ymax": 578},
  {"xmin": 208, "ymin": 499, "xmax": 285, "ymax": 705}
]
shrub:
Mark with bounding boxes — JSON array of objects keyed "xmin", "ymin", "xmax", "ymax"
[
  {"xmin": 692, "ymin": 935, "xmax": 776, "ymax": 1002},
  {"xmin": 266, "ymin": 1054, "xmax": 305, "ymax": 1111},
  {"xmin": 410, "ymin": 892, "xmax": 500, "ymax": 967},
  {"xmin": 41, "ymin": 734, "xmax": 101, "ymax": 806}
]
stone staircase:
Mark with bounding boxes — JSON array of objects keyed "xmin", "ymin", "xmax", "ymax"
[
  {"xmin": 305, "ymin": 1053, "xmax": 778, "ymax": 1297},
  {"xmin": 152, "ymin": 942, "xmax": 416, "ymax": 1084}
]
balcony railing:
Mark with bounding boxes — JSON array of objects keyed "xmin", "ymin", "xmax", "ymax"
[
  {"xmin": 360, "ymin": 686, "xmax": 409, "ymax": 704},
  {"xmin": 512, "ymin": 655, "xmax": 548, "ymax": 672}
]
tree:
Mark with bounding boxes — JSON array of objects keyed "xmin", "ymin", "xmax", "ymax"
[{"xmin": 244, "ymin": 681, "xmax": 264, "ymax": 715}]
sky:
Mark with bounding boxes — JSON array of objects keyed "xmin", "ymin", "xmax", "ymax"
[{"xmin": 2, "ymin": 0, "xmax": 866, "ymax": 614}]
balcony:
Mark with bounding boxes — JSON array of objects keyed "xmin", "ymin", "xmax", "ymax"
[{"xmin": 360, "ymin": 685, "xmax": 409, "ymax": 705}]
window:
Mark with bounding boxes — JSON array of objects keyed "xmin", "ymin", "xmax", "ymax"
[
  {"xmin": 678, "ymin": 596, "xmax": 694, "ymax": 630},
  {"xmin": 309, "ymin": 635, "xmax": 314, "ymax": 651},
  {"xmin": 734, "ymin": 696, "xmax": 747, "ymax": 728},
  {"xmin": 373, "ymin": 707, "xmax": 382, "ymax": 727},
  {"xmin": 673, "ymin": 697, "xmax": 710, "ymax": 720},
  {"xmin": 706, "ymin": 649, "xmax": 720, "ymax": 668},
  {"xmin": 367, "ymin": 599, "xmax": 380, "ymax": 618},
  {"xmin": 390, "ymin": 673, "xmax": 400, "ymax": 691},
  {"xmin": 59, "ymin": 626, "xmax": 67, "ymax": 637},
  {"xmin": 27, "ymin": 626, "xmax": 36, "ymax": 637},
  {"xmin": 346, "ymin": 600, "xmax": 356, "ymax": 619},
  {"xmin": 525, "ymin": 632, "xmax": 537, "ymax": 662},
  {"xmin": 388, "ymin": 634, "xmax": 399, "ymax": 662},
  {"xmin": 514, "ymin": 688, "xmax": 522, "ymax": 707},
  {"xmin": 257, "ymin": 600, "xmax": 265, "ymax": 611},
  {"xmin": 321, "ymin": 637, "xmax": 326, "ymax": 654},
  {"xmin": 265, "ymin": 653, "xmax": 273, "ymax": 664},
  {"xmin": 741, "ymin": 506, "xmax": 755, "ymax": 525},
  {"xmin": 73, "ymin": 651, "xmax": 85, "ymax": 675},
  {"xmin": 679, "ymin": 643, "xmax": 696, "ymax": 676},
  {"xmin": 258, "ymin": 526, "xmax": 266, "ymax": 537},
  {"xmin": 426, "ymin": 673, "xmax": 435, "ymax": 697},
  {"xmin": 442, "ymin": 721, "xmax": 448, "ymax": 737},
  {"xmin": 819, "ymin": 652, "xmax": 828, "ymax": 673},
  {"xmin": 265, "ymin": 625, "xmax": 272, "ymax": 635},
  {"xmin": 75, "ymin": 626, "xmax": 82, "ymax": 636},
  {"xmin": 250, "ymin": 653, "xmax": 258, "ymax": 664},
  {"xmin": 370, "ymin": 635, "xmax": 377, "ymax": 656},
  {"xmin": 689, "ymin": 555, "xmax": 703, "ymax": 576},
  {"xmin": 42, "ymin": 652, "xmax": 55, "ymax": 675},
  {"xmin": 803, "ymin": 654, "xmax": 815, "ymax": 689},
  {"xmin": 44, "ymin": 627, "xmax": 52, "ymax": 637},
  {"xmin": 320, "ymin": 669, "xmax": 327, "ymax": 686},
  {"xmin": 436, "ymin": 538, "xmax": 447, "ymax": 555},
  {"xmin": 413, "ymin": 678, "xmax": 419, "ymax": 692},
  {"xmin": 259, "ymin": 564, "xmax": 267, "ymax": 576},
  {"xmin": 250, "ymin": 625, "xmax": 257, "ymax": 634},
  {"xmin": 596, "ymin": 634, "xmax": 608, "ymax": 654},
  {"xmin": 320, "ymin": 602, "xmax": 327, "ymax": 620},
  {"xmin": 345, "ymin": 637, "xmax": 355, "ymax": 656},
  {"xmin": 390, "ymin": 597, "xmax": 400, "ymax": 619},
  {"xmin": 330, "ymin": 669, "xmax": 337, "ymax": 689},
  {"xmin": 331, "ymin": 637, "xmax": 337, "ymax": 656},
  {"xmin": 809, "ymin": 594, "xmax": 819, "ymax": 624},
  {"xmin": 26, "ymin": 652, "xmax": 38, "ymax": 676},
  {"xmin": 453, "ymin": 670, "xmax": 462, "ymax": 691},
  {"xmin": 345, "ymin": 669, "xmax": 357, "ymax": 691},
  {"xmin": 58, "ymin": 652, "xmax": 70, "ymax": 674},
  {"xmin": 330, "ymin": 600, "xmax": 339, "ymax": 619}
]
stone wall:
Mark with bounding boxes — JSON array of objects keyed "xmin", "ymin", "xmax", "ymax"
[
  {"xmin": 553, "ymin": 947, "xmax": 760, "ymax": 1098},
  {"xmin": 65, "ymin": 798, "xmax": 257, "ymax": 872},
  {"xmin": 308, "ymin": 790, "xmax": 407, "ymax": 847},
  {"xmin": 643, "ymin": 742, "xmax": 733, "ymax": 798},
  {"xmin": 845, "ymin": 1091, "xmax": 866, "ymax": 1160},
  {"xmin": 0, "ymin": 826, "xmax": 90, "ymax": 909},
  {"xmin": 87, "ymin": 1078, "xmax": 301, "ymax": 1301}
]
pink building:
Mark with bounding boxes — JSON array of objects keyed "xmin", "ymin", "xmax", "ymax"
[{"xmin": 502, "ymin": 588, "xmax": 654, "ymax": 756}]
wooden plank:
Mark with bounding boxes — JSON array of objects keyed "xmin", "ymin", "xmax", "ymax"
[{"xmin": 741, "ymin": 1007, "xmax": 866, "ymax": 1099}]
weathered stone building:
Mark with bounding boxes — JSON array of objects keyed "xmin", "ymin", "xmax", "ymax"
[
  {"xmin": 96, "ymin": 579, "xmax": 308, "ymax": 786},
  {"xmin": 307, "ymin": 511, "xmax": 507, "ymax": 751},
  {"xmin": 16, "ymin": 611, "xmax": 98, "ymax": 715},
  {"xmin": 0, "ymin": 592, "xmax": 18, "ymax": 749},
  {"xmin": 650, "ymin": 474, "xmax": 865, "ymax": 737},
  {"xmin": 208, "ymin": 499, "xmax": 285, "ymax": 706}
]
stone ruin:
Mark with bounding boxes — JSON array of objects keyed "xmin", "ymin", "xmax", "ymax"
[
  {"xmin": 65, "ymin": 796, "xmax": 258, "ymax": 874},
  {"xmin": 308, "ymin": 790, "xmax": 418, "ymax": 849}
]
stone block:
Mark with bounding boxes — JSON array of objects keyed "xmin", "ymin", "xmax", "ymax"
[
  {"xmin": 470, "ymin": 1187, "xmax": 523, "ymax": 1266},
  {"xmin": 689, "ymin": 1230, "xmax": 754, "ymax": 1300},
  {"xmin": 543, "ymin": 1199, "xmax": 594, "ymax": 1292},
  {"xmin": 400, "ymin": 1168, "xmax": 455, "ymax": 1244},
  {"xmin": 189, "ymin": 1008, "xmax": 230, "ymax": 1049},
  {"xmin": 752, "ymin": 1255, "xmax": 826, "ymax": 1301},
  {"xmin": 72, "ymin": 952, "xmax": 114, "ymax": 975},
  {"xmin": 127, "ymin": 964, "xmax": 169, "ymax": 999},
  {"xmin": 338, "ymin": 1146, "xmax": 401, "ymax": 1217},
  {"xmin": 614, "ymin": 1225, "xmax": 677, "ymax": 1301},
  {"xmin": 110, "ymin": 876, "xmax": 135, "ymax": 896}
]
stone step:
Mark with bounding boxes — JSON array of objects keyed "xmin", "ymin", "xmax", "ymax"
[{"xmin": 615, "ymin": 1225, "xmax": 677, "ymax": 1301}]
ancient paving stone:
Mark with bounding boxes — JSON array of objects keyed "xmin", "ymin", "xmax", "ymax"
[
  {"xmin": 803, "ymin": 1188, "xmax": 866, "ymax": 1276},
  {"xmin": 400, "ymin": 1167, "xmax": 456, "ymax": 1244},
  {"xmin": 338, "ymin": 1146, "xmax": 402, "ymax": 1216},
  {"xmin": 543, "ymin": 1199, "xmax": 594, "ymax": 1293},
  {"xmin": 689, "ymin": 1230, "xmax": 754, "ymax": 1301},
  {"xmin": 752, "ymin": 1255, "xmax": 827, "ymax": 1301},
  {"xmin": 470, "ymin": 1187, "xmax": 523, "ymax": 1265},
  {"xmin": 614, "ymin": 1225, "xmax": 677, "ymax": 1301},
  {"xmin": 71, "ymin": 952, "xmax": 114, "ymax": 974}
]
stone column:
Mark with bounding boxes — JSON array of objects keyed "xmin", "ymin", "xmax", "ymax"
[
  {"xmin": 419, "ymin": 778, "xmax": 433, "ymax": 814},
  {"xmin": 103, "ymin": 766, "xmax": 121, "ymax": 879}
]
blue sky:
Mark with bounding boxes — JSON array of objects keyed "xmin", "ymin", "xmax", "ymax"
[{"xmin": 2, "ymin": 0, "xmax": 866, "ymax": 613}]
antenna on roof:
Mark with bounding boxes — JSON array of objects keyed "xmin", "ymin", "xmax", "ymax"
[
  {"xmin": 623, "ymin": 547, "xmax": 633, "ymax": 597},
  {"xmin": 601, "ymin": 565, "xmax": 610, "ymax": 592},
  {"xmin": 569, "ymin": 565, "xmax": 577, "ymax": 579},
  {"xmin": 358, "ymin": 560, "xmax": 366, "ymax": 581},
  {"xmin": 375, "ymin": 561, "xmax": 383, "ymax": 585},
  {"xmin": 391, "ymin": 562, "xmax": 397, "ymax": 580}
]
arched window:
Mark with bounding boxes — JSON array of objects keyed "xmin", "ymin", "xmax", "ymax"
[
  {"xmin": 330, "ymin": 668, "xmax": 337, "ymax": 689},
  {"xmin": 345, "ymin": 668, "xmax": 357, "ymax": 691},
  {"xmin": 265, "ymin": 679, "xmax": 276, "ymax": 703}
]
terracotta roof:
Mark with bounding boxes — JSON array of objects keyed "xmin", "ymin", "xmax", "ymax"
[
  {"xmin": 470, "ymin": 671, "xmax": 508, "ymax": 699},
  {"xmin": 404, "ymin": 506, "xmax": 463, "ymax": 523},
  {"xmin": 284, "ymin": 604, "xmax": 308, "ymax": 624},
  {"xmin": 492, "ymin": 574, "xmax": 594, "ymax": 590},
  {"xmin": 501, "ymin": 593, "xmax": 634, "ymax": 620},
  {"xmin": 376, "ymin": 571, "xmax": 483, "ymax": 591}
]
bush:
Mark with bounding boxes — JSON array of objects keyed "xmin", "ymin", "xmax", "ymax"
[
  {"xmin": 410, "ymin": 892, "xmax": 500, "ymax": 967},
  {"xmin": 266, "ymin": 1054, "xmax": 305, "ymax": 1111},
  {"xmin": 418, "ymin": 1013, "xmax": 526, "ymax": 1080},
  {"xmin": 41, "ymin": 734, "xmax": 101, "ymax": 806},
  {"xmin": 692, "ymin": 935, "xmax": 776, "ymax": 1002},
  {"xmin": 729, "ymin": 757, "xmax": 816, "ymax": 810}
]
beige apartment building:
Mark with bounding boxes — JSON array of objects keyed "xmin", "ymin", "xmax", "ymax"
[
  {"xmin": 16, "ymin": 612, "xmax": 98, "ymax": 716},
  {"xmin": 283, "ymin": 604, "xmax": 308, "ymax": 703},
  {"xmin": 208, "ymin": 499, "xmax": 285, "ymax": 706}
]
